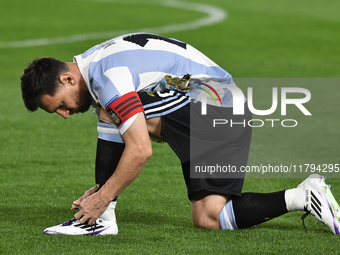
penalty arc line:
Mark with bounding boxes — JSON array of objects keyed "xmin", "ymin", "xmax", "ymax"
[{"xmin": 0, "ymin": 0, "xmax": 227, "ymax": 48}]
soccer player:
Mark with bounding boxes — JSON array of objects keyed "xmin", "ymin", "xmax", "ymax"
[{"xmin": 20, "ymin": 33, "xmax": 340, "ymax": 235}]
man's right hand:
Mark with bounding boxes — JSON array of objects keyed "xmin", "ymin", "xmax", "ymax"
[{"xmin": 71, "ymin": 186, "xmax": 97, "ymax": 210}]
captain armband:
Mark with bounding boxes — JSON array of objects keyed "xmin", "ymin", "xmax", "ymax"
[{"xmin": 105, "ymin": 91, "xmax": 144, "ymax": 127}]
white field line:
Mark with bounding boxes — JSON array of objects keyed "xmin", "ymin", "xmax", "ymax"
[{"xmin": 0, "ymin": 0, "xmax": 226, "ymax": 48}]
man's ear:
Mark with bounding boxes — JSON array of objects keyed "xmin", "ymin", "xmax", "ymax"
[{"xmin": 59, "ymin": 73, "xmax": 75, "ymax": 86}]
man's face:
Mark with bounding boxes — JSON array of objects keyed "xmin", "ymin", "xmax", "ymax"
[{"xmin": 40, "ymin": 83, "xmax": 93, "ymax": 119}]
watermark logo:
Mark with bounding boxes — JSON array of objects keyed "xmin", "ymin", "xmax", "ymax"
[
  {"xmin": 197, "ymin": 83, "xmax": 222, "ymax": 107},
  {"xmin": 196, "ymin": 81, "xmax": 312, "ymax": 128},
  {"xmin": 200, "ymin": 84, "xmax": 312, "ymax": 116}
]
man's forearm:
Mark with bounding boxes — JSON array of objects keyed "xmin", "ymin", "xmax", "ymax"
[
  {"xmin": 98, "ymin": 113, "xmax": 152, "ymax": 201},
  {"xmin": 97, "ymin": 143, "xmax": 151, "ymax": 202},
  {"xmin": 75, "ymin": 113, "xmax": 152, "ymax": 225}
]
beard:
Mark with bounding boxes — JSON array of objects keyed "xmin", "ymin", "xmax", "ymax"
[{"xmin": 75, "ymin": 86, "xmax": 94, "ymax": 113}]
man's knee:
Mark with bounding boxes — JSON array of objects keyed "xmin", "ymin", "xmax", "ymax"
[
  {"xmin": 191, "ymin": 191, "xmax": 228, "ymax": 230},
  {"xmin": 192, "ymin": 211, "xmax": 219, "ymax": 229}
]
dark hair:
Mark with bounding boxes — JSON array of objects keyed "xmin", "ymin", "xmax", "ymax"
[{"xmin": 20, "ymin": 57, "xmax": 69, "ymax": 112}]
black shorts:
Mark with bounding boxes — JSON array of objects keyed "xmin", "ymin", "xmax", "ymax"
[{"xmin": 139, "ymin": 91, "xmax": 252, "ymax": 200}]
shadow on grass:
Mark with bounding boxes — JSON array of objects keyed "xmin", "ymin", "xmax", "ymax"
[
  {"xmin": 118, "ymin": 210, "xmax": 192, "ymax": 228},
  {"xmin": 247, "ymin": 218, "xmax": 332, "ymax": 235},
  {"xmin": 1, "ymin": 205, "xmax": 74, "ymax": 228},
  {"xmin": 5, "ymin": 203, "xmax": 329, "ymax": 237},
  {"xmin": 1, "ymin": 204, "xmax": 192, "ymax": 230}
]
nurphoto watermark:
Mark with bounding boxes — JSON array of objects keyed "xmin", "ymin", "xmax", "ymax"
[{"xmin": 189, "ymin": 78, "xmax": 339, "ymax": 179}]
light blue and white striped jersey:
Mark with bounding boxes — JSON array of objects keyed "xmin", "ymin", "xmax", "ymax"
[{"xmin": 74, "ymin": 32, "xmax": 239, "ymax": 135}]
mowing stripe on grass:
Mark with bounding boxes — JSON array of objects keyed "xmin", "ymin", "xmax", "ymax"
[{"xmin": 0, "ymin": 0, "xmax": 227, "ymax": 48}]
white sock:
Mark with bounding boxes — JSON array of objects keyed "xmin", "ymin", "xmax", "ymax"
[
  {"xmin": 284, "ymin": 188, "xmax": 304, "ymax": 212},
  {"xmin": 100, "ymin": 201, "xmax": 117, "ymax": 221}
]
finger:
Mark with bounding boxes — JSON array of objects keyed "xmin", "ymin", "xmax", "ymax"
[
  {"xmin": 87, "ymin": 212, "xmax": 101, "ymax": 225},
  {"xmin": 75, "ymin": 207, "xmax": 94, "ymax": 225},
  {"xmin": 74, "ymin": 210, "xmax": 84, "ymax": 221},
  {"xmin": 83, "ymin": 187, "xmax": 96, "ymax": 200},
  {"xmin": 71, "ymin": 203, "xmax": 79, "ymax": 210},
  {"xmin": 71, "ymin": 197, "xmax": 84, "ymax": 210},
  {"xmin": 83, "ymin": 192, "xmax": 91, "ymax": 200},
  {"xmin": 88, "ymin": 218, "xmax": 95, "ymax": 226},
  {"xmin": 87, "ymin": 210, "xmax": 103, "ymax": 225},
  {"xmin": 79, "ymin": 214, "xmax": 93, "ymax": 225}
]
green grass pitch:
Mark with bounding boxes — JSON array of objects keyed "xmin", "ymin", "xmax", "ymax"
[{"xmin": 0, "ymin": 0, "xmax": 339, "ymax": 254}]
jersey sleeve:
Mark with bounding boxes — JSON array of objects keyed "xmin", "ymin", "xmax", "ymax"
[{"xmin": 92, "ymin": 66, "xmax": 144, "ymax": 134}]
